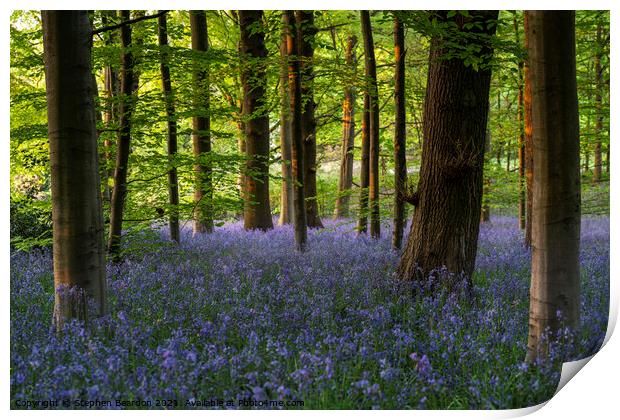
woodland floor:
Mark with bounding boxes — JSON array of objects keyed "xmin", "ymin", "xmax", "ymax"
[{"xmin": 10, "ymin": 216, "xmax": 609, "ymax": 409}]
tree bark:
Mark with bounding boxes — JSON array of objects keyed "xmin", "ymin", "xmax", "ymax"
[
  {"xmin": 101, "ymin": 10, "xmax": 118, "ymax": 206},
  {"xmin": 515, "ymin": 13, "xmax": 526, "ymax": 230},
  {"xmin": 392, "ymin": 16, "xmax": 407, "ymax": 249},
  {"xmin": 297, "ymin": 11, "xmax": 323, "ymax": 228},
  {"xmin": 279, "ymin": 12, "xmax": 294, "ymax": 225},
  {"xmin": 190, "ymin": 11, "xmax": 214, "ymax": 233},
  {"xmin": 239, "ymin": 10, "xmax": 273, "ymax": 231},
  {"xmin": 361, "ymin": 11, "xmax": 381, "ymax": 239},
  {"xmin": 525, "ymin": 11, "xmax": 580, "ymax": 363},
  {"xmin": 108, "ymin": 10, "xmax": 138, "ymax": 258},
  {"xmin": 334, "ymin": 35, "xmax": 358, "ymax": 220},
  {"xmin": 286, "ymin": 10, "xmax": 308, "ymax": 250},
  {"xmin": 397, "ymin": 11, "xmax": 498, "ymax": 286},
  {"xmin": 524, "ymin": 13, "xmax": 534, "ymax": 248},
  {"xmin": 357, "ymin": 85, "xmax": 371, "ymax": 234},
  {"xmin": 42, "ymin": 10, "xmax": 107, "ymax": 328},
  {"xmin": 593, "ymin": 20, "xmax": 603, "ymax": 183},
  {"xmin": 157, "ymin": 12, "xmax": 180, "ymax": 243}
]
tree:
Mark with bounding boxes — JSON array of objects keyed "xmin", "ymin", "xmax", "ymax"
[
  {"xmin": 593, "ymin": 18, "xmax": 603, "ymax": 183},
  {"xmin": 392, "ymin": 16, "xmax": 407, "ymax": 249},
  {"xmin": 42, "ymin": 10, "xmax": 107, "ymax": 327},
  {"xmin": 190, "ymin": 11, "xmax": 214, "ymax": 233},
  {"xmin": 108, "ymin": 10, "xmax": 139, "ymax": 258},
  {"xmin": 279, "ymin": 12, "xmax": 294, "ymax": 225},
  {"xmin": 286, "ymin": 10, "xmax": 308, "ymax": 250},
  {"xmin": 361, "ymin": 10, "xmax": 380, "ymax": 239},
  {"xmin": 514, "ymin": 13, "xmax": 526, "ymax": 230},
  {"xmin": 524, "ymin": 13, "xmax": 534, "ymax": 247},
  {"xmin": 333, "ymin": 35, "xmax": 357, "ymax": 220},
  {"xmin": 525, "ymin": 11, "xmax": 581, "ymax": 363},
  {"xmin": 158, "ymin": 11, "xmax": 180, "ymax": 243},
  {"xmin": 101, "ymin": 10, "xmax": 118, "ymax": 205},
  {"xmin": 397, "ymin": 11, "xmax": 499, "ymax": 286},
  {"xmin": 357, "ymin": 83, "xmax": 370, "ymax": 234},
  {"xmin": 297, "ymin": 11, "xmax": 323, "ymax": 229},
  {"xmin": 239, "ymin": 10, "xmax": 273, "ymax": 231}
]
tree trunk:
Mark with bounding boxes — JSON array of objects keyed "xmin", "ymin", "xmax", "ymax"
[
  {"xmin": 593, "ymin": 21, "xmax": 603, "ymax": 183},
  {"xmin": 357, "ymin": 85, "xmax": 371, "ymax": 233},
  {"xmin": 101, "ymin": 10, "xmax": 118, "ymax": 206},
  {"xmin": 525, "ymin": 11, "xmax": 580, "ymax": 363},
  {"xmin": 361, "ymin": 11, "xmax": 381, "ymax": 239},
  {"xmin": 481, "ymin": 129, "xmax": 491, "ymax": 223},
  {"xmin": 515, "ymin": 13, "xmax": 526, "ymax": 230},
  {"xmin": 157, "ymin": 12, "xmax": 180, "ymax": 243},
  {"xmin": 279, "ymin": 12, "xmax": 294, "ymax": 225},
  {"xmin": 334, "ymin": 35, "xmax": 358, "ymax": 220},
  {"xmin": 108, "ymin": 10, "xmax": 138, "ymax": 258},
  {"xmin": 286, "ymin": 10, "xmax": 308, "ymax": 251},
  {"xmin": 190, "ymin": 11, "xmax": 214, "ymax": 233},
  {"xmin": 297, "ymin": 11, "xmax": 323, "ymax": 228},
  {"xmin": 392, "ymin": 16, "xmax": 407, "ymax": 249},
  {"xmin": 524, "ymin": 13, "xmax": 534, "ymax": 248},
  {"xmin": 42, "ymin": 10, "xmax": 107, "ymax": 328},
  {"xmin": 239, "ymin": 10, "xmax": 273, "ymax": 231},
  {"xmin": 397, "ymin": 11, "xmax": 498, "ymax": 286}
]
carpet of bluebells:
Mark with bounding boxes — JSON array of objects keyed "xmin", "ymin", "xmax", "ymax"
[{"xmin": 10, "ymin": 216, "xmax": 609, "ymax": 409}]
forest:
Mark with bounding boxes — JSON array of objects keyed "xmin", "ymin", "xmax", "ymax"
[{"xmin": 10, "ymin": 10, "xmax": 609, "ymax": 409}]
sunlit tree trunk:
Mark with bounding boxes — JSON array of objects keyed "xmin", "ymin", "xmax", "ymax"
[
  {"xmin": 190, "ymin": 11, "xmax": 214, "ymax": 233},
  {"xmin": 361, "ymin": 11, "xmax": 381, "ymax": 239},
  {"xmin": 524, "ymin": 13, "xmax": 534, "ymax": 248},
  {"xmin": 279, "ymin": 12, "xmax": 294, "ymax": 225},
  {"xmin": 101, "ymin": 10, "xmax": 118, "ymax": 206},
  {"xmin": 397, "ymin": 11, "xmax": 498, "ymax": 286},
  {"xmin": 239, "ymin": 10, "xmax": 273, "ymax": 231},
  {"xmin": 392, "ymin": 16, "xmax": 407, "ymax": 249},
  {"xmin": 525, "ymin": 10, "xmax": 580, "ymax": 363},
  {"xmin": 334, "ymin": 35, "xmax": 357, "ymax": 220},
  {"xmin": 357, "ymin": 88, "xmax": 371, "ymax": 234},
  {"xmin": 158, "ymin": 12, "xmax": 180, "ymax": 243},
  {"xmin": 42, "ymin": 10, "xmax": 107, "ymax": 328},
  {"xmin": 515, "ymin": 13, "xmax": 526, "ymax": 230},
  {"xmin": 593, "ymin": 21, "xmax": 603, "ymax": 183}
]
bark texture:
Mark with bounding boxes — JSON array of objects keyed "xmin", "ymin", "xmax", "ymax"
[
  {"xmin": 392, "ymin": 16, "xmax": 407, "ymax": 249},
  {"xmin": 357, "ymin": 87, "xmax": 371, "ymax": 233},
  {"xmin": 239, "ymin": 10, "xmax": 273, "ymax": 231},
  {"xmin": 42, "ymin": 10, "xmax": 107, "ymax": 328},
  {"xmin": 190, "ymin": 11, "xmax": 214, "ymax": 233},
  {"xmin": 397, "ymin": 11, "xmax": 498, "ymax": 285},
  {"xmin": 279, "ymin": 13, "xmax": 294, "ymax": 225}
]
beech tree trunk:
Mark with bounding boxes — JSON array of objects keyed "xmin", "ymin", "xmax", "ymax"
[
  {"xmin": 101, "ymin": 11, "xmax": 118, "ymax": 206},
  {"xmin": 515, "ymin": 13, "xmax": 526, "ymax": 230},
  {"xmin": 334, "ymin": 35, "xmax": 358, "ymax": 220},
  {"xmin": 392, "ymin": 16, "xmax": 407, "ymax": 249},
  {"xmin": 239, "ymin": 10, "xmax": 273, "ymax": 231},
  {"xmin": 190, "ymin": 11, "xmax": 214, "ymax": 233},
  {"xmin": 297, "ymin": 11, "xmax": 323, "ymax": 228},
  {"xmin": 593, "ymin": 21, "xmax": 603, "ymax": 183},
  {"xmin": 361, "ymin": 11, "xmax": 381, "ymax": 239},
  {"xmin": 42, "ymin": 10, "xmax": 107, "ymax": 328},
  {"xmin": 357, "ymin": 87, "xmax": 371, "ymax": 234},
  {"xmin": 279, "ymin": 12, "xmax": 294, "ymax": 225},
  {"xmin": 397, "ymin": 11, "xmax": 498, "ymax": 285},
  {"xmin": 158, "ymin": 12, "xmax": 180, "ymax": 243},
  {"xmin": 525, "ymin": 11, "xmax": 581, "ymax": 363},
  {"xmin": 108, "ymin": 10, "xmax": 138, "ymax": 258},
  {"xmin": 524, "ymin": 13, "xmax": 534, "ymax": 247}
]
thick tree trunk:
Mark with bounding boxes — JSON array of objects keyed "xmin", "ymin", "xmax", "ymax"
[
  {"xmin": 108, "ymin": 10, "xmax": 138, "ymax": 258},
  {"xmin": 279, "ymin": 13, "xmax": 294, "ymax": 225},
  {"xmin": 297, "ymin": 11, "xmax": 323, "ymax": 228},
  {"xmin": 357, "ymin": 89, "xmax": 371, "ymax": 234},
  {"xmin": 397, "ymin": 11, "xmax": 498, "ymax": 286},
  {"xmin": 286, "ymin": 10, "xmax": 308, "ymax": 250},
  {"xmin": 239, "ymin": 10, "xmax": 273, "ymax": 231},
  {"xmin": 190, "ymin": 11, "xmax": 214, "ymax": 233},
  {"xmin": 515, "ymin": 13, "xmax": 526, "ymax": 230},
  {"xmin": 158, "ymin": 12, "xmax": 180, "ymax": 243},
  {"xmin": 42, "ymin": 10, "xmax": 107, "ymax": 328},
  {"xmin": 593, "ymin": 21, "xmax": 603, "ymax": 183},
  {"xmin": 525, "ymin": 11, "xmax": 580, "ymax": 363},
  {"xmin": 524, "ymin": 13, "xmax": 534, "ymax": 248},
  {"xmin": 392, "ymin": 16, "xmax": 407, "ymax": 249},
  {"xmin": 334, "ymin": 35, "xmax": 357, "ymax": 220},
  {"xmin": 361, "ymin": 11, "xmax": 381, "ymax": 239}
]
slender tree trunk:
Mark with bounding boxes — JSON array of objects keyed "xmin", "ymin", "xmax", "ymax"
[
  {"xmin": 42, "ymin": 10, "xmax": 107, "ymax": 328},
  {"xmin": 239, "ymin": 10, "xmax": 273, "ymax": 231},
  {"xmin": 392, "ymin": 16, "xmax": 407, "ymax": 249},
  {"xmin": 525, "ymin": 11, "xmax": 580, "ymax": 363},
  {"xmin": 593, "ymin": 21, "xmax": 603, "ymax": 183},
  {"xmin": 297, "ymin": 11, "xmax": 323, "ymax": 228},
  {"xmin": 481, "ymin": 129, "xmax": 491, "ymax": 222},
  {"xmin": 158, "ymin": 12, "xmax": 180, "ymax": 243},
  {"xmin": 334, "ymin": 35, "xmax": 358, "ymax": 220},
  {"xmin": 108, "ymin": 10, "xmax": 138, "ymax": 258},
  {"xmin": 101, "ymin": 10, "xmax": 118, "ymax": 206},
  {"xmin": 515, "ymin": 13, "xmax": 526, "ymax": 230},
  {"xmin": 357, "ymin": 88, "xmax": 371, "ymax": 234},
  {"xmin": 361, "ymin": 11, "xmax": 381, "ymax": 239},
  {"xmin": 524, "ymin": 13, "xmax": 534, "ymax": 247},
  {"xmin": 286, "ymin": 10, "xmax": 308, "ymax": 250},
  {"xmin": 190, "ymin": 11, "xmax": 214, "ymax": 233},
  {"xmin": 397, "ymin": 11, "xmax": 498, "ymax": 286},
  {"xmin": 279, "ymin": 12, "xmax": 294, "ymax": 225}
]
